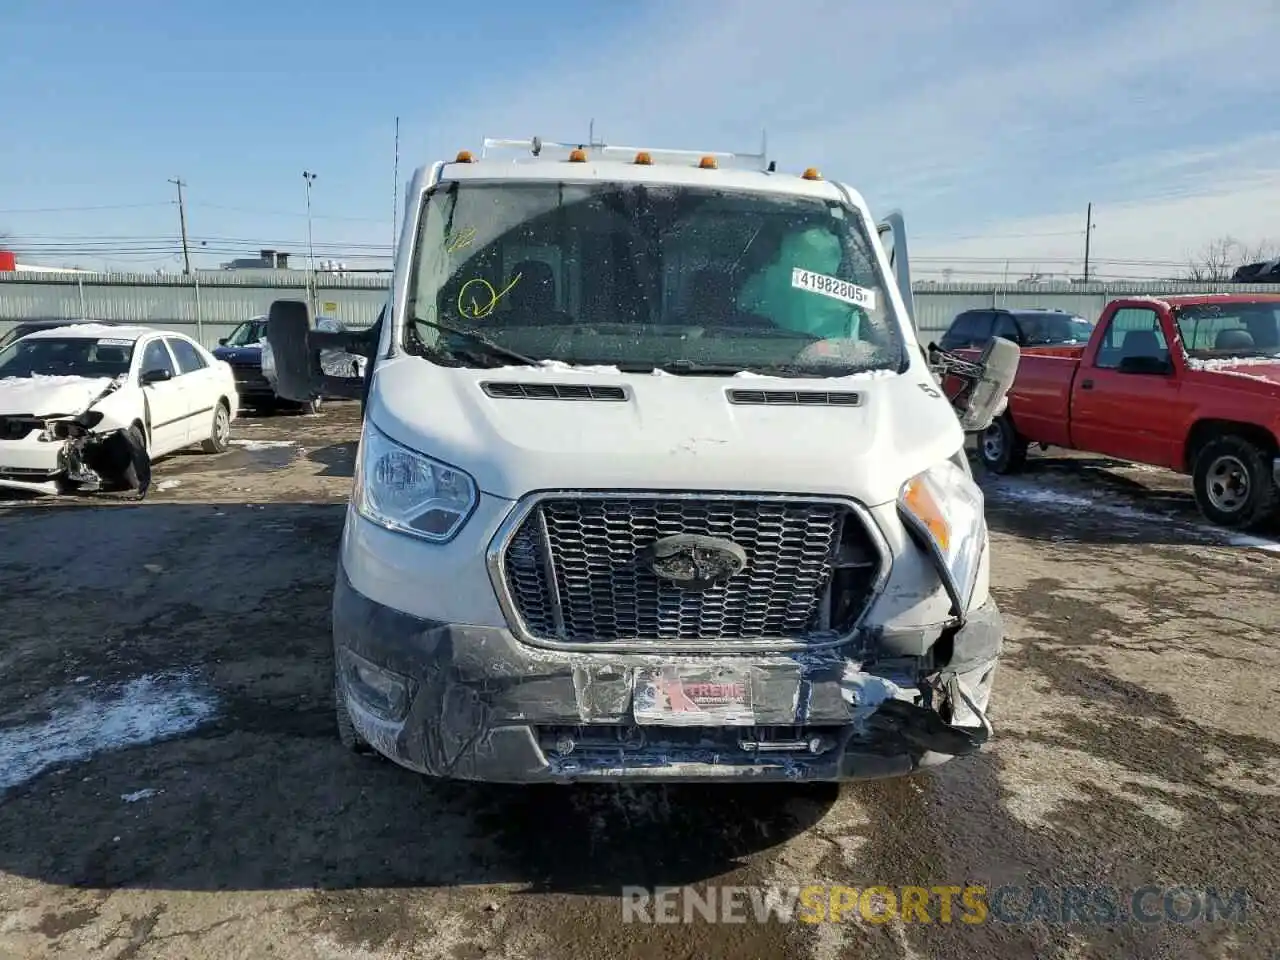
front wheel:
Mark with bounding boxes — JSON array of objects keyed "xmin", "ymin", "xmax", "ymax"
[
  {"xmin": 977, "ymin": 415, "xmax": 1028, "ymax": 474},
  {"xmin": 1192, "ymin": 435, "xmax": 1278, "ymax": 530}
]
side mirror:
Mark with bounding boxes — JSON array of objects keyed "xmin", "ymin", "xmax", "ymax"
[
  {"xmin": 957, "ymin": 336, "xmax": 1020, "ymax": 432},
  {"xmin": 140, "ymin": 367, "xmax": 172, "ymax": 385},
  {"xmin": 1117, "ymin": 354, "xmax": 1172, "ymax": 375},
  {"xmin": 264, "ymin": 299, "xmax": 369, "ymax": 402},
  {"xmin": 217, "ymin": 337, "xmax": 228, "ymax": 346}
]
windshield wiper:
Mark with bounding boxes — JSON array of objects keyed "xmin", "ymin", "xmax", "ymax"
[
  {"xmin": 613, "ymin": 360, "xmax": 826, "ymax": 377},
  {"xmin": 411, "ymin": 315, "xmax": 538, "ymax": 367},
  {"xmin": 647, "ymin": 360, "xmax": 752, "ymax": 375}
]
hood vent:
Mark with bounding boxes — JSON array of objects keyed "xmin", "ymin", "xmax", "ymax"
[
  {"xmin": 726, "ymin": 389, "xmax": 862, "ymax": 407},
  {"xmin": 482, "ymin": 382, "xmax": 628, "ymax": 402}
]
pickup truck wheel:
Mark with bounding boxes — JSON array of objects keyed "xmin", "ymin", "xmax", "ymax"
[
  {"xmin": 978, "ymin": 415, "xmax": 1028, "ymax": 474},
  {"xmin": 1192, "ymin": 435, "xmax": 1278, "ymax": 530}
]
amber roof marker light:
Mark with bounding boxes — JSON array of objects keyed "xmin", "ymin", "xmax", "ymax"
[
  {"xmin": 634, "ymin": 151, "xmax": 653, "ymax": 165},
  {"xmin": 698, "ymin": 155, "xmax": 719, "ymax": 169},
  {"xmin": 568, "ymin": 147, "xmax": 588, "ymax": 162},
  {"xmin": 801, "ymin": 167, "xmax": 822, "ymax": 180},
  {"xmin": 455, "ymin": 150, "xmax": 475, "ymax": 163}
]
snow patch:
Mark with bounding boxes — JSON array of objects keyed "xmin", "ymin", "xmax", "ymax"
[
  {"xmin": 0, "ymin": 672, "xmax": 218, "ymax": 793},
  {"xmin": 1226, "ymin": 533, "xmax": 1280, "ymax": 554},
  {"xmin": 1186, "ymin": 355, "xmax": 1280, "ymax": 370},
  {"xmin": 121, "ymin": 787, "xmax": 163, "ymax": 803},
  {"xmin": 155, "ymin": 479, "xmax": 182, "ymax": 491},
  {"xmin": 230, "ymin": 439, "xmax": 295, "ymax": 451},
  {"xmin": 535, "ymin": 359, "xmax": 624, "ymax": 375},
  {"xmin": 24, "ymin": 323, "xmax": 146, "ymax": 340},
  {"xmin": 988, "ymin": 479, "xmax": 1280, "ymax": 552}
]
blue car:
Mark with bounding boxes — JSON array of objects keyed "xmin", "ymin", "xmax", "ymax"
[{"xmin": 213, "ymin": 317, "xmax": 300, "ymax": 413}]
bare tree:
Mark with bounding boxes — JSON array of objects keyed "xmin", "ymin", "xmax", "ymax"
[{"xmin": 1185, "ymin": 235, "xmax": 1280, "ymax": 281}]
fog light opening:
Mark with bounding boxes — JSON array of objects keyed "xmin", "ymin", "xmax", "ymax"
[{"xmin": 340, "ymin": 649, "xmax": 413, "ymax": 722}]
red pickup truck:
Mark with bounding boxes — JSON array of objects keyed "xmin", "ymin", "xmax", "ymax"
[{"xmin": 975, "ymin": 293, "xmax": 1280, "ymax": 530}]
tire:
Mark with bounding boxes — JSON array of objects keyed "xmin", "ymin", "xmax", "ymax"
[
  {"xmin": 335, "ymin": 679, "xmax": 373, "ymax": 754},
  {"xmin": 200, "ymin": 401, "xmax": 232, "ymax": 454},
  {"xmin": 977, "ymin": 414, "xmax": 1028, "ymax": 474},
  {"xmin": 119, "ymin": 423, "xmax": 151, "ymax": 495},
  {"xmin": 1192, "ymin": 434, "xmax": 1278, "ymax": 530}
]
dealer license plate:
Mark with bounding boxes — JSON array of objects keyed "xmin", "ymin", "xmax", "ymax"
[{"xmin": 633, "ymin": 666, "xmax": 754, "ymax": 726}]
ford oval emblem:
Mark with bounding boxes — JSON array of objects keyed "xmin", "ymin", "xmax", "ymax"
[{"xmin": 641, "ymin": 534, "xmax": 748, "ymax": 592}]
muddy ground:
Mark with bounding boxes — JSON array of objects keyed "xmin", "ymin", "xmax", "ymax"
[{"xmin": 0, "ymin": 402, "xmax": 1277, "ymax": 960}]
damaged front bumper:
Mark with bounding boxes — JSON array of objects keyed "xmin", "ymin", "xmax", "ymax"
[
  {"xmin": 0, "ymin": 423, "xmax": 147, "ymax": 496},
  {"xmin": 333, "ymin": 566, "xmax": 1003, "ymax": 783}
]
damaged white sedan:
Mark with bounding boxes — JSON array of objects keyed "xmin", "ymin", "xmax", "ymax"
[{"xmin": 0, "ymin": 324, "xmax": 238, "ymax": 496}]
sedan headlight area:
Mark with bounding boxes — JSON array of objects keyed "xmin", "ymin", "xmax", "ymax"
[
  {"xmin": 354, "ymin": 421, "xmax": 478, "ymax": 542},
  {"xmin": 897, "ymin": 457, "xmax": 986, "ymax": 616},
  {"xmin": 39, "ymin": 410, "xmax": 105, "ymax": 441}
]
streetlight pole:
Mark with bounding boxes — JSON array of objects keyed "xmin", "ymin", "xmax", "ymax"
[{"xmin": 303, "ymin": 170, "xmax": 318, "ymax": 313}]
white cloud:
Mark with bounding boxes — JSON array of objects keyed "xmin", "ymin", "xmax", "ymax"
[
  {"xmin": 913, "ymin": 135, "xmax": 1280, "ymax": 280},
  {"xmin": 407, "ymin": 0, "xmax": 1280, "ymax": 282}
]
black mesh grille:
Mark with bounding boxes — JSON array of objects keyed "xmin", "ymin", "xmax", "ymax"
[{"xmin": 502, "ymin": 495, "xmax": 878, "ymax": 644}]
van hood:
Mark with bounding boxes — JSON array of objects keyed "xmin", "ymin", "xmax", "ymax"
[
  {"xmin": 367, "ymin": 356, "xmax": 965, "ymax": 505},
  {"xmin": 0, "ymin": 374, "xmax": 116, "ymax": 417}
]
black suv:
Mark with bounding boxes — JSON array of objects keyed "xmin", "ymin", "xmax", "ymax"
[{"xmin": 938, "ymin": 307, "xmax": 1093, "ymax": 351}]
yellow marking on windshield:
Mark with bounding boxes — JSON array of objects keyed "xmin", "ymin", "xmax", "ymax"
[
  {"xmin": 457, "ymin": 274, "xmax": 522, "ymax": 320},
  {"xmin": 446, "ymin": 226, "xmax": 477, "ymax": 254}
]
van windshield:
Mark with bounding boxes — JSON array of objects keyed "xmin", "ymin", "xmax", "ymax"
[{"xmin": 405, "ymin": 180, "xmax": 906, "ymax": 377}]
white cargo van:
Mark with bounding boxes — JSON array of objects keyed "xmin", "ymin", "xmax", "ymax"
[{"xmin": 265, "ymin": 138, "xmax": 1017, "ymax": 783}]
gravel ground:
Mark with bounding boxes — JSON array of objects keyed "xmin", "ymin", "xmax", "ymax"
[{"xmin": 0, "ymin": 402, "xmax": 1277, "ymax": 960}]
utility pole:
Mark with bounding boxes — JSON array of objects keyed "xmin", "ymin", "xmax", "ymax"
[
  {"xmin": 303, "ymin": 170, "xmax": 318, "ymax": 312},
  {"xmin": 168, "ymin": 178, "xmax": 191, "ymax": 275},
  {"xmin": 1083, "ymin": 202, "xmax": 1093, "ymax": 284},
  {"xmin": 392, "ymin": 117, "xmax": 400, "ymax": 252}
]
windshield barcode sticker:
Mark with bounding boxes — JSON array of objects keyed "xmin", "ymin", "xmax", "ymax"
[
  {"xmin": 792, "ymin": 268, "xmax": 876, "ymax": 310},
  {"xmin": 97, "ymin": 338, "xmax": 133, "ymax": 346}
]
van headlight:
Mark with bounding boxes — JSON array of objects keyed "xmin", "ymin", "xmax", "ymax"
[
  {"xmin": 897, "ymin": 458, "xmax": 986, "ymax": 615},
  {"xmin": 354, "ymin": 422, "xmax": 478, "ymax": 542}
]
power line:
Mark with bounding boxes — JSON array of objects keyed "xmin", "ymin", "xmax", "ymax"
[
  {"xmin": 186, "ymin": 202, "xmax": 387, "ymax": 223},
  {"xmin": 0, "ymin": 202, "xmax": 173, "ymax": 214}
]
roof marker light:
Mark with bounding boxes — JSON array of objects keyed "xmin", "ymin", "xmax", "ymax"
[
  {"xmin": 455, "ymin": 150, "xmax": 474, "ymax": 163},
  {"xmin": 634, "ymin": 151, "xmax": 653, "ymax": 165},
  {"xmin": 801, "ymin": 167, "xmax": 822, "ymax": 180},
  {"xmin": 568, "ymin": 148, "xmax": 588, "ymax": 162},
  {"xmin": 698, "ymin": 155, "xmax": 718, "ymax": 169}
]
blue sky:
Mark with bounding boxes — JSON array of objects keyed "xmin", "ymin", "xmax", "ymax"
[{"xmin": 3, "ymin": 0, "xmax": 1278, "ymax": 280}]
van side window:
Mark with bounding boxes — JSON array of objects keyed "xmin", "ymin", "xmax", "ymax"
[{"xmin": 1094, "ymin": 308, "xmax": 1168, "ymax": 369}]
